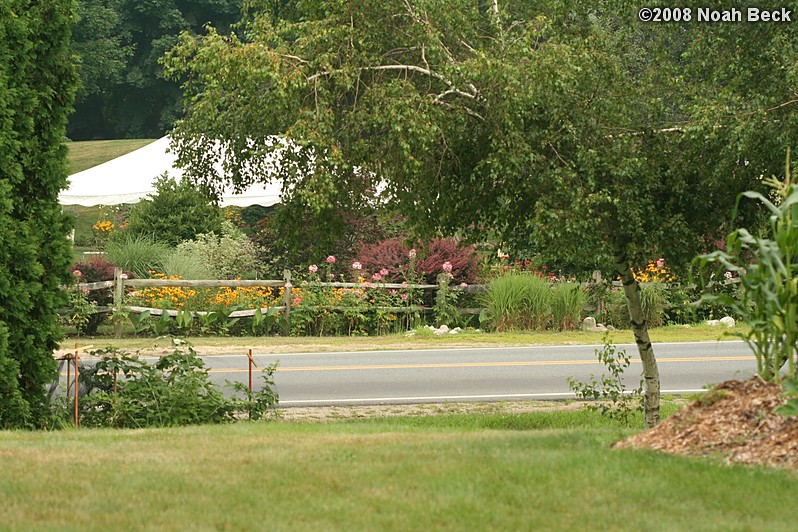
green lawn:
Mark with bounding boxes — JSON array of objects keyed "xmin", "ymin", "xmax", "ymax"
[
  {"xmin": 60, "ymin": 324, "xmax": 749, "ymax": 354},
  {"xmin": 66, "ymin": 138, "xmax": 156, "ymax": 175},
  {"xmin": 1, "ymin": 410, "xmax": 795, "ymax": 530}
]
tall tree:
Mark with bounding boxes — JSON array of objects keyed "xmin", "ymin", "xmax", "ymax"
[
  {"xmin": 68, "ymin": 0, "xmax": 243, "ymax": 139},
  {"xmin": 164, "ymin": 0, "xmax": 797, "ymax": 427},
  {"xmin": 0, "ymin": 0, "xmax": 78, "ymax": 428}
]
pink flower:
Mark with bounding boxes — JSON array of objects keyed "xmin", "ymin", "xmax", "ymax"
[
  {"xmin": 352, "ymin": 261, "xmax": 362, "ymax": 270},
  {"xmin": 326, "ymin": 255, "xmax": 337, "ymax": 264},
  {"xmin": 460, "ymin": 282, "xmax": 468, "ymax": 288},
  {"xmin": 656, "ymin": 258, "xmax": 665, "ymax": 269},
  {"xmin": 379, "ymin": 268, "xmax": 389, "ymax": 277},
  {"xmin": 328, "ymin": 273, "xmax": 335, "ymax": 279},
  {"xmin": 308, "ymin": 264, "xmax": 318, "ymax": 273},
  {"xmin": 408, "ymin": 249, "xmax": 417, "ymax": 259},
  {"xmin": 292, "ymin": 297, "xmax": 302, "ymax": 305},
  {"xmin": 82, "ymin": 289, "xmax": 90, "ymax": 295},
  {"xmin": 401, "ymin": 281, "xmax": 408, "ymax": 288},
  {"xmin": 72, "ymin": 269, "xmax": 83, "ymax": 278},
  {"xmin": 388, "ymin": 289, "xmax": 397, "ymax": 295},
  {"xmin": 372, "ymin": 273, "xmax": 382, "ymax": 281},
  {"xmin": 400, "ymin": 293, "xmax": 409, "ymax": 301},
  {"xmin": 442, "ymin": 261, "xmax": 453, "ymax": 273}
]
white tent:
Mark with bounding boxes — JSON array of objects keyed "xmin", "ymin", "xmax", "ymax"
[{"xmin": 59, "ymin": 137, "xmax": 283, "ymax": 207}]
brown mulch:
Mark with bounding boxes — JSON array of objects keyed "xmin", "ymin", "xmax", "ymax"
[{"xmin": 615, "ymin": 377, "xmax": 798, "ymax": 471}]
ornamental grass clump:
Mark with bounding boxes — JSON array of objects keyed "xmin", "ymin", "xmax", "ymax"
[
  {"xmin": 105, "ymin": 234, "xmax": 170, "ymax": 278},
  {"xmin": 551, "ymin": 282, "xmax": 586, "ymax": 331},
  {"xmin": 484, "ymin": 273, "xmax": 552, "ymax": 331}
]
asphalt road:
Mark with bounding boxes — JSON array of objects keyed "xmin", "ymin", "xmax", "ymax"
[{"xmin": 194, "ymin": 340, "xmax": 755, "ymax": 406}]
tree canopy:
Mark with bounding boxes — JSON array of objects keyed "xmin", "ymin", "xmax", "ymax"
[{"xmin": 163, "ymin": 0, "xmax": 798, "ymax": 425}]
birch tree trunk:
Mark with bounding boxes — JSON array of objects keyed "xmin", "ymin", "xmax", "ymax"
[{"xmin": 613, "ymin": 242, "xmax": 661, "ymax": 428}]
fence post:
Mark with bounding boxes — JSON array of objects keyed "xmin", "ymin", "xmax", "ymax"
[
  {"xmin": 592, "ymin": 270, "xmax": 604, "ymax": 320},
  {"xmin": 436, "ymin": 273, "xmax": 449, "ymax": 323},
  {"xmin": 113, "ymin": 267, "xmax": 124, "ymax": 337},
  {"xmin": 283, "ymin": 269, "xmax": 292, "ymax": 336}
]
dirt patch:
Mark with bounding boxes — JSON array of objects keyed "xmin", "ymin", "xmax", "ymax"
[
  {"xmin": 276, "ymin": 400, "xmax": 585, "ymax": 422},
  {"xmin": 615, "ymin": 377, "xmax": 798, "ymax": 471}
]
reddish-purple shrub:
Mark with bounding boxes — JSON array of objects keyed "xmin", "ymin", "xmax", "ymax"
[
  {"xmin": 72, "ymin": 255, "xmax": 117, "ymax": 306},
  {"xmin": 415, "ymin": 238, "xmax": 480, "ymax": 284},
  {"xmin": 354, "ymin": 238, "xmax": 410, "ymax": 281},
  {"xmin": 356, "ymin": 237, "xmax": 480, "ymax": 284}
]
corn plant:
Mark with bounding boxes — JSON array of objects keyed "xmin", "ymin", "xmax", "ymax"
[{"xmin": 697, "ymin": 153, "xmax": 798, "ymax": 382}]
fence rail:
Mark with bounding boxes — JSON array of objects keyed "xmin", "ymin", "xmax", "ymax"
[{"xmin": 69, "ymin": 268, "xmax": 738, "ymax": 335}]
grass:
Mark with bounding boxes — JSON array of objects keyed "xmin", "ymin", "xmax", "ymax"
[
  {"xmin": 66, "ymin": 138, "xmax": 157, "ymax": 175},
  {"xmin": 1, "ymin": 410, "xmax": 796, "ymax": 530},
  {"xmin": 60, "ymin": 324, "xmax": 750, "ymax": 353}
]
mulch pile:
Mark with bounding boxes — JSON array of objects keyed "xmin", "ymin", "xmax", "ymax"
[{"xmin": 615, "ymin": 377, "xmax": 798, "ymax": 471}]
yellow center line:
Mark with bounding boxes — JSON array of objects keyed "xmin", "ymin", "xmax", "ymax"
[{"xmin": 203, "ymin": 355, "xmax": 755, "ymax": 373}]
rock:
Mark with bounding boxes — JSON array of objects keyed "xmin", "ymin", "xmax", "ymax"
[
  {"xmin": 433, "ymin": 329, "xmax": 446, "ymax": 335},
  {"xmin": 448, "ymin": 329, "xmax": 459, "ymax": 335},
  {"xmin": 581, "ymin": 316, "xmax": 607, "ymax": 332},
  {"xmin": 404, "ymin": 330, "xmax": 416, "ymax": 337},
  {"xmin": 438, "ymin": 324, "xmax": 450, "ymax": 333},
  {"xmin": 606, "ymin": 325, "xmax": 616, "ymax": 331},
  {"xmin": 720, "ymin": 316, "xmax": 736, "ymax": 328},
  {"xmin": 706, "ymin": 319, "xmax": 721, "ymax": 326}
]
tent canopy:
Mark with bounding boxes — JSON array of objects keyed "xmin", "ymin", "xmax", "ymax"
[{"xmin": 59, "ymin": 137, "xmax": 282, "ymax": 207}]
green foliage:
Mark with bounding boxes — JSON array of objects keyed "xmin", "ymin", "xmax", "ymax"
[
  {"xmin": 176, "ymin": 221, "xmax": 259, "ymax": 279},
  {"xmin": 776, "ymin": 378, "xmax": 798, "ymax": 418},
  {"xmin": 122, "ymin": 174, "xmax": 224, "ymax": 246},
  {"xmin": 604, "ymin": 285, "xmax": 668, "ymax": 329},
  {"xmin": 105, "ymin": 233, "xmax": 171, "ymax": 278},
  {"xmin": 161, "ymin": 247, "xmax": 213, "ymax": 280},
  {"xmin": 77, "ymin": 341, "xmax": 279, "ymax": 428},
  {"xmin": 482, "ymin": 273, "xmax": 552, "ymax": 331},
  {"xmin": 567, "ymin": 335, "xmax": 644, "ymax": 426},
  {"xmin": 698, "ymin": 157, "xmax": 798, "ymax": 382},
  {"xmin": 70, "ymin": 0, "xmax": 132, "ymax": 102},
  {"xmin": 551, "ymin": 282, "xmax": 586, "ymax": 331},
  {"xmin": 68, "ymin": 0, "xmax": 242, "ymax": 139},
  {"xmin": 0, "ymin": 1, "xmax": 78, "ymax": 428},
  {"xmin": 62, "ymin": 288, "xmax": 98, "ymax": 336}
]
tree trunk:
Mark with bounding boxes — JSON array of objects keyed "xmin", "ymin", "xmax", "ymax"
[{"xmin": 613, "ymin": 242, "xmax": 661, "ymax": 428}]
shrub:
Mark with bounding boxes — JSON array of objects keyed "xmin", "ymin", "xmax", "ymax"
[
  {"xmin": 356, "ymin": 237, "xmax": 480, "ymax": 284},
  {"xmin": 122, "ymin": 174, "xmax": 224, "ymax": 246},
  {"xmin": 77, "ymin": 341, "xmax": 278, "ymax": 428},
  {"xmin": 162, "ymin": 248, "xmax": 213, "ymax": 280},
  {"xmin": 176, "ymin": 221, "xmax": 259, "ymax": 279},
  {"xmin": 105, "ymin": 234, "xmax": 171, "ymax": 278}
]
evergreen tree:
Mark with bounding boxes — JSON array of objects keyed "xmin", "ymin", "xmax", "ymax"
[{"xmin": 0, "ymin": 0, "xmax": 78, "ymax": 428}]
